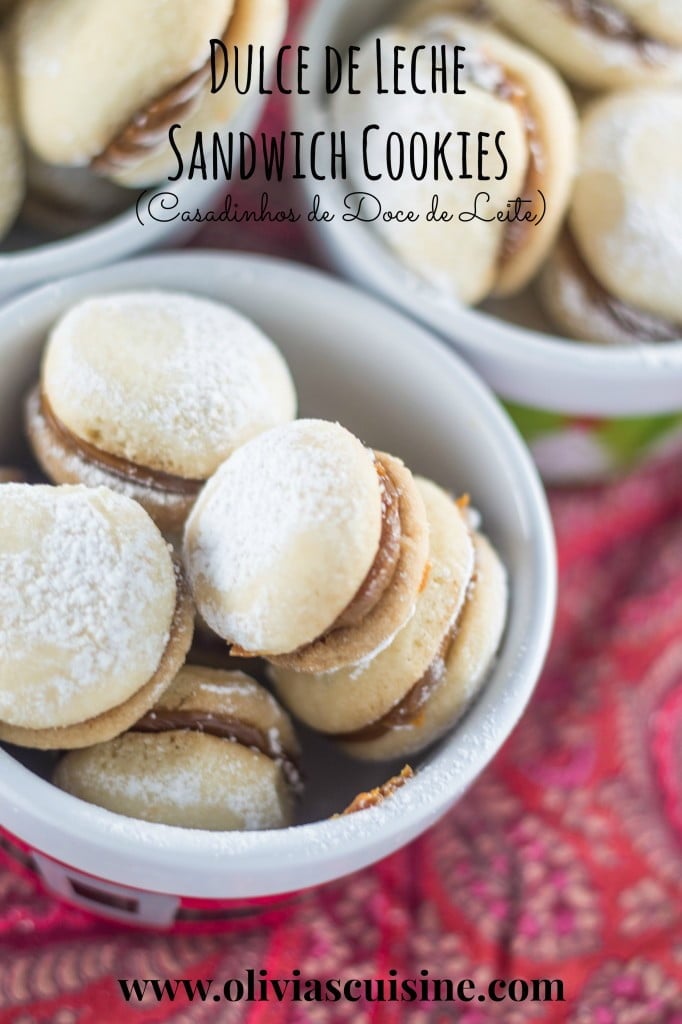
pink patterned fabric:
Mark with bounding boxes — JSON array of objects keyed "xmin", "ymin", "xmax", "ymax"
[
  {"xmin": 1, "ymin": 445, "xmax": 681, "ymax": 1021},
  {"xmin": 1, "ymin": 2, "xmax": 681, "ymax": 1018}
]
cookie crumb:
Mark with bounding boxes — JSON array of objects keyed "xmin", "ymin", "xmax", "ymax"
[{"xmin": 337, "ymin": 765, "xmax": 414, "ymax": 816}]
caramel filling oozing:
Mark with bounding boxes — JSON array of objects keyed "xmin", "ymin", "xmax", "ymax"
[
  {"xmin": 455, "ymin": 44, "xmax": 544, "ymax": 265},
  {"xmin": 40, "ymin": 391, "xmax": 204, "ymax": 497},
  {"xmin": 563, "ymin": 232, "xmax": 679, "ymax": 343},
  {"xmin": 495, "ymin": 75, "xmax": 543, "ymax": 265},
  {"xmin": 337, "ymin": 572, "xmax": 478, "ymax": 743},
  {"xmin": 133, "ymin": 707, "xmax": 302, "ymax": 790},
  {"xmin": 326, "ymin": 461, "xmax": 402, "ymax": 634},
  {"xmin": 555, "ymin": 0, "xmax": 669, "ymax": 52}
]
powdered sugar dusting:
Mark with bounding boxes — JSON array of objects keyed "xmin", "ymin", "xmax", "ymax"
[
  {"xmin": 185, "ymin": 420, "xmax": 382, "ymax": 653},
  {"xmin": 575, "ymin": 91, "xmax": 682, "ymax": 322},
  {"xmin": 0, "ymin": 485, "xmax": 175, "ymax": 730},
  {"xmin": 43, "ymin": 291, "xmax": 296, "ymax": 479},
  {"xmin": 91, "ymin": 735, "xmax": 286, "ymax": 829}
]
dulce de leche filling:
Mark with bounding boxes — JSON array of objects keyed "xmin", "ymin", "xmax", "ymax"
[
  {"xmin": 326, "ymin": 460, "xmax": 402, "ymax": 634},
  {"xmin": 495, "ymin": 75, "xmax": 543, "ymax": 265},
  {"xmin": 40, "ymin": 391, "xmax": 204, "ymax": 497},
  {"xmin": 456, "ymin": 44, "xmax": 544, "ymax": 265},
  {"xmin": 92, "ymin": 23, "xmax": 231, "ymax": 174},
  {"xmin": 555, "ymin": 0, "xmax": 668, "ymax": 51},
  {"xmin": 133, "ymin": 707, "xmax": 302, "ymax": 790},
  {"xmin": 563, "ymin": 232, "xmax": 679, "ymax": 343},
  {"xmin": 337, "ymin": 573, "xmax": 477, "ymax": 743}
]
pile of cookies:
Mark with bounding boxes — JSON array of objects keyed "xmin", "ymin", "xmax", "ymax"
[
  {"xmin": 0, "ymin": 0, "xmax": 287, "ymax": 242},
  {"xmin": 0, "ymin": 288, "xmax": 508, "ymax": 832},
  {"xmin": 334, "ymin": 0, "xmax": 682, "ymax": 344}
]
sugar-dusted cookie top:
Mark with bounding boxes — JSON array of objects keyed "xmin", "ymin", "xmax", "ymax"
[
  {"xmin": 185, "ymin": 419, "xmax": 384, "ymax": 656},
  {"xmin": 15, "ymin": 0, "xmax": 234, "ymax": 165},
  {"xmin": 42, "ymin": 291, "xmax": 296, "ymax": 480},
  {"xmin": 570, "ymin": 88, "xmax": 682, "ymax": 324},
  {"xmin": 0, "ymin": 485, "xmax": 176, "ymax": 730}
]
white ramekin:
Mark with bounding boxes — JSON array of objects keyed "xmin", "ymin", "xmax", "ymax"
[
  {"xmin": 0, "ymin": 251, "xmax": 555, "ymax": 923},
  {"xmin": 292, "ymin": 0, "xmax": 682, "ymax": 423}
]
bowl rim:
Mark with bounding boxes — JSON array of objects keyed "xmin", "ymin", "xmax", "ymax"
[
  {"xmin": 0, "ymin": 250, "xmax": 556, "ymax": 898},
  {"xmin": 0, "ymin": 167, "xmax": 204, "ymax": 273},
  {"xmin": 291, "ymin": 0, "xmax": 682, "ymax": 418},
  {"xmin": 0, "ymin": 89, "xmax": 265, "ymax": 291}
]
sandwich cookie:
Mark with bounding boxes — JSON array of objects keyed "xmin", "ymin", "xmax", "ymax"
[
  {"xmin": 272, "ymin": 480, "xmax": 508, "ymax": 761},
  {"xmin": 53, "ymin": 667, "xmax": 301, "ymax": 830},
  {"xmin": 0, "ymin": 485, "xmax": 194, "ymax": 750},
  {"xmin": 26, "ymin": 291, "xmax": 297, "ymax": 533},
  {"xmin": 486, "ymin": 0, "xmax": 682, "ymax": 91},
  {"xmin": 99, "ymin": 0, "xmax": 289, "ymax": 188},
  {"xmin": 184, "ymin": 419, "xmax": 429, "ymax": 672},
  {"xmin": 0, "ymin": 48, "xmax": 24, "ymax": 244},
  {"xmin": 539, "ymin": 89, "xmax": 682, "ymax": 345},
  {"xmin": 15, "ymin": 0, "xmax": 287, "ymax": 187},
  {"xmin": 332, "ymin": 16, "xmax": 577, "ymax": 305}
]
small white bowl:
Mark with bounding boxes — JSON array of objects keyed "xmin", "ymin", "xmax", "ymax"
[
  {"xmin": 0, "ymin": 92, "xmax": 265, "ymax": 302},
  {"xmin": 0, "ymin": 252, "xmax": 555, "ymax": 921},
  {"xmin": 293, "ymin": 0, "xmax": 682, "ymax": 418}
]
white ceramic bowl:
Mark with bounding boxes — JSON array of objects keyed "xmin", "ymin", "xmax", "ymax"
[
  {"xmin": 292, "ymin": 0, "xmax": 682, "ymax": 418},
  {"xmin": 0, "ymin": 251, "xmax": 555, "ymax": 921},
  {"xmin": 0, "ymin": 91, "xmax": 265, "ymax": 302}
]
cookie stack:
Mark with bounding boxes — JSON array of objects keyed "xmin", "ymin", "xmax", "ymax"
[
  {"xmin": 0, "ymin": 288, "xmax": 508, "ymax": 832},
  {"xmin": 2, "ymin": 290, "xmax": 302, "ymax": 832},
  {"xmin": 183, "ymin": 421, "xmax": 507, "ymax": 761}
]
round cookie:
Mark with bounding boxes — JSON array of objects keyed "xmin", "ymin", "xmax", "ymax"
[
  {"xmin": 53, "ymin": 667, "xmax": 300, "ymax": 830},
  {"xmin": 486, "ymin": 0, "xmax": 682, "ymax": 91},
  {"xmin": 539, "ymin": 89, "xmax": 682, "ymax": 344},
  {"xmin": 103, "ymin": 0, "xmax": 288, "ymax": 187},
  {"xmin": 15, "ymin": 0, "xmax": 287, "ymax": 187},
  {"xmin": 271, "ymin": 478, "xmax": 476, "ymax": 733},
  {"xmin": 0, "ymin": 48, "xmax": 25, "ymax": 244},
  {"xmin": 0, "ymin": 485, "xmax": 194, "ymax": 749},
  {"xmin": 538, "ymin": 234, "xmax": 678, "ymax": 345},
  {"xmin": 332, "ymin": 16, "xmax": 577, "ymax": 305},
  {"xmin": 570, "ymin": 89, "xmax": 682, "ymax": 325},
  {"xmin": 184, "ymin": 420, "xmax": 429, "ymax": 670},
  {"xmin": 26, "ymin": 291, "xmax": 296, "ymax": 533}
]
